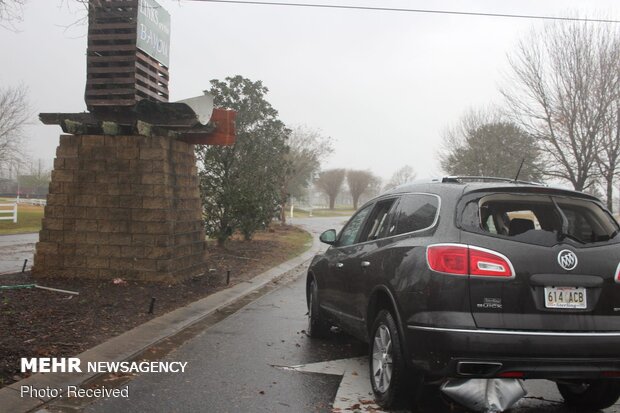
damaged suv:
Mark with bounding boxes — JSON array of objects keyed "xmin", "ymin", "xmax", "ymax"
[{"xmin": 306, "ymin": 177, "xmax": 620, "ymax": 410}]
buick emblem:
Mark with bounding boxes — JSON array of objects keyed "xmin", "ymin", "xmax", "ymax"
[{"xmin": 557, "ymin": 250, "xmax": 578, "ymax": 271}]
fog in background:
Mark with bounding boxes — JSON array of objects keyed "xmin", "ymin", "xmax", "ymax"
[{"xmin": 1, "ymin": 0, "xmax": 618, "ymax": 180}]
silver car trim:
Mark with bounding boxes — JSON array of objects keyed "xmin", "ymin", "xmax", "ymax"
[{"xmin": 408, "ymin": 325, "xmax": 620, "ymax": 337}]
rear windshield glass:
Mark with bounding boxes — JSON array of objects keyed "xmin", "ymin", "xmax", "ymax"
[{"xmin": 461, "ymin": 193, "xmax": 619, "ymax": 246}]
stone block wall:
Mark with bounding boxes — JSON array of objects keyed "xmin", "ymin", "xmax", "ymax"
[{"xmin": 32, "ymin": 134, "xmax": 206, "ymax": 282}]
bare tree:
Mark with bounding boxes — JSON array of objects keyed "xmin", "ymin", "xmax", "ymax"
[
  {"xmin": 0, "ymin": 84, "xmax": 29, "ymax": 169},
  {"xmin": 502, "ymin": 21, "xmax": 620, "ymax": 192},
  {"xmin": 346, "ymin": 169, "xmax": 377, "ymax": 210},
  {"xmin": 596, "ymin": 102, "xmax": 620, "ymax": 211},
  {"xmin": 439, "ymin": 108, "xmax": 543, "ymax": 181},
  {"xmin": 315, "ymin": 168, "xmax": 345, "ymax": 210},
  {"xmin": 278, "ymin": 126, "xmax": 333, "ymax": 223},
  {"xmin": 19, "ymin": 158, "xmax": 52, "ymax": 196},
  {"xmin": 384, "ymin": 165, "xmax": 417, "ymax": 191},
  {"xmin": 0, "ymin": 0, "xmax": 26, "ymax": 30}
]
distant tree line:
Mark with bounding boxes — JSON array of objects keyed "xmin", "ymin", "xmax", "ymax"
[{"xmin": 313, "ymin": 166, "xmax": 417, "ymax": 211}]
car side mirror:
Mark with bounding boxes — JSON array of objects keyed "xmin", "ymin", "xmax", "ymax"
[{"xmin": 319, "ymin": 229, "xmax": 337, "ymax": 245}]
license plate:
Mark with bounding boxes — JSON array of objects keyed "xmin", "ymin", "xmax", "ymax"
[{"xmin": 544, "ymin": 286, "xmax": 587, "ymax": 309}]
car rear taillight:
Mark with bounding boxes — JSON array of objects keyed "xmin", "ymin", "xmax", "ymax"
[
  {"xmin": 615, "ymin": 263, "xmax": 620, "ymax": 284},
  {"xmin": 426, "ymin": 244, "xmax": 468, "ymax": 275},
  {"xmin": 427, "ymin": 244, "xmax": 515, "ymax": 278},
  {"xmin": 469, "ymin": 246, "xmax": 514, "ymax": 278}
]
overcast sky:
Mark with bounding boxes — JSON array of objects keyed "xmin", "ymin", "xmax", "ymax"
[{"xmin": 1, "ymin": 0, "xmax": 619, "ymax": 181}]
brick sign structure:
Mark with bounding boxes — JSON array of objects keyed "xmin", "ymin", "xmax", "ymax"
[
  {"xmin": 33, "ymin": 0, "xmax": 236, "ymax": 282},
  {"xmin": 33, "ymin": 135, "xmax": 206, "ymax": 281}
]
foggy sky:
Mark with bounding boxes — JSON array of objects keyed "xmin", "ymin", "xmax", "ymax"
[{"xmin": 1, "ymin": 0, "xmax": 618, "ymax": 181}]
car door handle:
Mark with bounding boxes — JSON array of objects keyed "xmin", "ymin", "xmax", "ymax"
[
  {"xmin": 336, "ymin": 262, "xmax": 344, "ymax": 268},
  {"xmin": 361, "ymin": 261, "xmax": 371, "ymax": 268}
]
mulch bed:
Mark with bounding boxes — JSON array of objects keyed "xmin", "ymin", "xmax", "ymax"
[{"xmin": 0, "ymin": 225, "xmax": 309, "ymax": 388}]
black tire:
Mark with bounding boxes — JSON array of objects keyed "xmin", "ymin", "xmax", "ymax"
[
  {"xmin": 369, "ymin": 309, "xmax": 420, "ymax": 409},
  {"xmin": 557, "ymin": 380, "xmax": 620, "ymax": 411},
  {"xmin": 306, "ymin": 278, "xmax": 330, "ymax": 338}
]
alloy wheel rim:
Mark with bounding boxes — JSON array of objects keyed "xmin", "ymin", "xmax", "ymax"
[{"xmin": 372, "ymin": 324, "xmax": 393, "ymax": 393}]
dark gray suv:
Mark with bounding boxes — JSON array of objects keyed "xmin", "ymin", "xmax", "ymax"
[{"xmin": 306, "ymin": 177, "xmax": 620, "ymax": 410}]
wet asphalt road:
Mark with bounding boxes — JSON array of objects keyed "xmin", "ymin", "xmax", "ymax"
[
  {"xmin": 0, "ymin": 232, "xmax": 37, "ymax": 274},
  {"xmin": 53, "ymin": 217, "xmax": 620, "ymax": 412},
  {"xmin": 81, "ymin": 217, "xmax": 356, "ymax": 413},
  {"xmin": 78, "ymin": 274, "xmax": 620, "ymax": 413}
]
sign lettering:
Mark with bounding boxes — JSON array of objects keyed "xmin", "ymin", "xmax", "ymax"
[{"xmin": 137, "ymin": 0, "xmax": 171, "ymax": 67}]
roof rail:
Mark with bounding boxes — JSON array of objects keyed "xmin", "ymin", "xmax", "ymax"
[{"xmin": 441, "ymin": 176, "xmax": 546, "ymax": 186}]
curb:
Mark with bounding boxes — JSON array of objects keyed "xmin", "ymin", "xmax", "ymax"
[{"xmin": 0, "ymin": 230, "xmax": 321, "ymax": 413}]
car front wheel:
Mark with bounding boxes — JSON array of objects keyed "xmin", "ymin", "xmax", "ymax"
[
  {"xmin": 557, "ymin": 380, "xmax": 620, "ymax": 411},
  {"xmin": 370, "ymin": 309, "xmax": 418, "ymax": 408}
]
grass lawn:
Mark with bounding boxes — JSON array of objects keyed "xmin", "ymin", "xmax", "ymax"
[
  {"xmin": 292, "ymin": 207, "xmax": 355, "ymax": 218},
  {"xmin": 279, "ymin": 225, "xmax": 314, "ymax": 259},
  {"xmin": 0, "ymin": 204, "xmax": 44, "ymax": 235}
]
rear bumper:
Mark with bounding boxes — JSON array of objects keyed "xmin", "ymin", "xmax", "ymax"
[{"xmin": 405, "ymin": 324, "xmax": 620, "ymax": 380}]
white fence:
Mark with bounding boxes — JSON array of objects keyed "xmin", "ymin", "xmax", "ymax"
[
  {"xmin": 17, "ymin": 198, "xmax": 46, "ymax": 206},
  {"xmin": 0, "ymin": 203, "xmax": 17, "ymax": 223}
]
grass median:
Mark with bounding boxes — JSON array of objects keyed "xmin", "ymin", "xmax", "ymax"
[
  {"xmin": 291, "ymin": 207, "xmax": 355, "ymax": 218},
  {"xmin": 0, "ymin": 204, "xmax": 44, "ymax": 235}
]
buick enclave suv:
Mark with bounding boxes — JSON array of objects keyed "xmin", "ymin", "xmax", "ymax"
[{"xmin": 306, "ymin": 177, "xmax": 620, "ymax": 410}]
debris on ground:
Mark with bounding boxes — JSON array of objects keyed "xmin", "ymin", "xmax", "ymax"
[{"xmin": 441, "ymin": 378, "xmax": 527, "ymax": 412}]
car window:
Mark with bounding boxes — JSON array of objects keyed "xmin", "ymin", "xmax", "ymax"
[
  {"xmin": 391, "ymin": 194, "xmax": 439, "ymax": 236},
  {"xmin": 556, "ymin": 199, "xmax": 617, "ymax": 243},
  {"xmin": 359, "ymin": 198, "xmax": 397, "ymax": 242},
  {"xmin": 464, "ymin": 193, "xmax": 619, "ymax": 246},
  {"xmin": 338, "ymin": 204, "xmax": 373, "ymax": 247}
]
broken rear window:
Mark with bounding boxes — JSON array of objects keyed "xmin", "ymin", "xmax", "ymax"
[{"xmin": 460, "ymin": 193, "xmax": 619, "ymax": 246}]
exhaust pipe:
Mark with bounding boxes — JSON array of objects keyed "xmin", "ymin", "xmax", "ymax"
[{"xmin": 457, "ymin": 361, "xmax": 503, "ymax": 376}]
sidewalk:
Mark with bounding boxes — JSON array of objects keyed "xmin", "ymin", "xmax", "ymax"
[{"xmin": 0, "ymin": 233, "xmax": 321, "ymax": 413}]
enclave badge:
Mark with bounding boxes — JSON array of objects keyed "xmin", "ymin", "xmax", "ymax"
[{"xmin": 557, "ymin": 249, "xmax": 578, "ymax": 271}]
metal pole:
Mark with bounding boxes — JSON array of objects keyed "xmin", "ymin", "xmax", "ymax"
[
  {"xmin": 16, "ymin": 164, "xmax": 20, "ymax": 203},
  {"xmin": 34, "ymin": 284, "xmax": 79, "ymax": 295}
]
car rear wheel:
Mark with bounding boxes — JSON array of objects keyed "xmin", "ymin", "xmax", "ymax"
[
  {"xmin": 306, "ymin": 279, "xmax": 330, "ymax": 338},
  {"xmin": 370, "ymin": 310, "xmax": 418, "ymax": 408},
  {"xmin": 557, "ymin": 380, "xmax": 620, "ymax": 411}
]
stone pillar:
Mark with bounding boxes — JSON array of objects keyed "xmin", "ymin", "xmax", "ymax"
[{"xmin": 32, "ymin": 134, "xmax": 206, "ymax": 282}]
